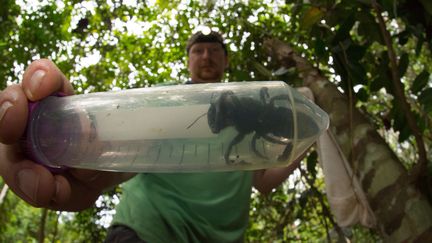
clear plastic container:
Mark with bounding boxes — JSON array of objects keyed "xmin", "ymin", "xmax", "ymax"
[{"xmin": 25, "ymin": 81, "xmax": 329, "ymax": 172}]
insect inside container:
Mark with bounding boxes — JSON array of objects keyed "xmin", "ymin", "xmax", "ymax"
[{"xmin": 188, "ymin": 87, "xmax": 320, "ymax": 164}]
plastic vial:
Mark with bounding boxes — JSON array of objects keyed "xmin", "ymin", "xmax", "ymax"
[{"xmin": 25, "ymin": 81, "xmax": 329, "ymax": 173}]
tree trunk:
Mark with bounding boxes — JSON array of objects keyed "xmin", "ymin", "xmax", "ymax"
[
  {"xmin": 51, "ymin": 212, "xmax": 60, "ymax": 243},
  {"xmin": 263, "ymin": 38, "xmax": 432, "ymax": 242},
  {"xmin": 38, "ymin": 208, "xmax": 48, "ymax": 243}
]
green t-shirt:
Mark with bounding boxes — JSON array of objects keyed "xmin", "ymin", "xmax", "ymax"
[{"xmin": 112, "ymin": 171, "xmax": 253, "ymax": 243}]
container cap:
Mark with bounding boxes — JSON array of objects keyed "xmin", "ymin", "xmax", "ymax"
[{"xmin": 24, "ymin": 94, "xmax": 68, "ymax": 173}]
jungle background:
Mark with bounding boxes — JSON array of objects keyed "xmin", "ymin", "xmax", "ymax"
[{"xmin": 1, "ymin": 0, "xmax": 432, "ymax": 242}]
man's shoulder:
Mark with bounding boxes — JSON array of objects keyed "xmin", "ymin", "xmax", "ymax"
[
  {"xmin": 153, "ymin": 80, "xmax": 192, "ymax": 87},
  {"xmin": 153, "ymin": 81, "xmax": 181, "ymax": 87}
]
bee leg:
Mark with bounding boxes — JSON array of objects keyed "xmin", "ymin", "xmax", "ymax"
[
  {"xmin": 251, "ymin": 133, "xmax": 268, "ymax": 159},
  {"xmin": 225, "ymin": 133, "xmax": 245, "ymax": 164},
  {"xmin": 277, "ymin": 143, "xmax": 293, "ymax": 161}
]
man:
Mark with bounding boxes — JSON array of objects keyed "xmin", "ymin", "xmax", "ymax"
[
  {"xmin": 186, "ymin": 30, "xmax": 229, "ymax": 84},
  {"xmin": 0, "ymin": 31, "xmax": 300, "ymax": 242}
]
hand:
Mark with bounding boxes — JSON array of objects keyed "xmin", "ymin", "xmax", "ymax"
[
  {"xmin": 253, "ymin": 150, "xmax": 306, "ymax": 195},
  {"xmin": 0, "ymin": 59, "xmax": 134, "ymax": 211}
]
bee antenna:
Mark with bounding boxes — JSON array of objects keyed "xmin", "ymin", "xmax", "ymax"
[{"xmin": 186, "ymin": 112, "xmax": 207, "ymax": 129}]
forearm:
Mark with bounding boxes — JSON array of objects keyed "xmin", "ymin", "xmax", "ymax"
[{"xmin": 253, "ymin": 157, "xmax": 302, "ymax": 195}]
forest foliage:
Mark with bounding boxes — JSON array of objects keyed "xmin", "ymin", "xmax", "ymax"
[{"xmin": 1, "ymin": 0, "xmax": 431, "ymax": 242}]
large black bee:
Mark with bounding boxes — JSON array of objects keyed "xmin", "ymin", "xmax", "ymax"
[{"xmin": 206, "ymin": 87, "xmax": 319, "ymax": 164}]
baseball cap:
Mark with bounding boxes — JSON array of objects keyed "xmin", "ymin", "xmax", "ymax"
[{"xmin": 186, "ymin": 31, "xmax": 227, "ymax": 55}]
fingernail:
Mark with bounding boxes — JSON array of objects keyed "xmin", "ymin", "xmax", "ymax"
[
  {"xmin": 0, "ymin": 101, "xmax": 13, "ymax": 123},
  {"xmin": 17, "ymin": 169, "xmax": 39, "ymax": 202},
  {"xmin": 25, "ymin": 70, "xmax": 46, "ymax": 100}
]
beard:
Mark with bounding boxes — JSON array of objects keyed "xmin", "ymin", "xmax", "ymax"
[
  {"xmin": 189, "ymin": 57, "xmax": 227, "ymax": 83},
  {"xmin": 198, "ymin": 67, "xmax": 222, "ymax": 81}
]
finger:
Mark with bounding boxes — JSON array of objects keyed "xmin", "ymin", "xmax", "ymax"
[
  {"xmin": 0, "ymin": 85, "xmax": 28, "ymax": 144},
  {"xmin": 49, "ymin": 172, "xmax": 102, "ymax": 211},
  {"xmin": 0, "ymin": 144, "xmax": 57, "ymax": 207},
  {"xmin": 47, "ymin": 169, "xmax": 109, "ymax": 211},
  {"xmin": 22, "ymin": 59, "xmax": 74, "ymax": 101},
  {"xmin": 69, "ymin": 169, "xmax": 104, "ymax": 185},
  {"xmin": 0, "ymin": 145, "xmax": 97, "ymax": 211},
  {"xmin": 69, "ymin": 169, "xmax": 123, "ymax": 191},
  {"xmin": 51, "ymin": 169, "xmax": 135, "ymax": 211},
  {"xmin": 50, "ymin": 174, "xmax": 71, "ymax": 206}
]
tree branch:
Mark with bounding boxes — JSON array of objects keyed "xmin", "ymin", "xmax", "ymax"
[
  {"xmin": 372, "ymin": 0, "xmax": 428, "ymax": 176},
  {"xmin": 0, "ymin": 184, "xmax": 8, "ymax": 205},
  {"xmin": 263, "ymin": 36, "xmax": 432, "ymax": 241},
  {"xmin": 38, "ymin": 208, "xmax": 48, "ymax": 243}
]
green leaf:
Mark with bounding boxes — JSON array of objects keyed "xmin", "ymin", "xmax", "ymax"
[
  {"xmin": 370, "ymin": 76, "xmax": 385, "ymax": 92},
  {"xmin": 349, "ymin": 62, "xmax": 367, "ymax": 85},
  {"xmin": 376, "ymin": 51, "xmax": 393, "ymax": 92},
  {"xmin": 416, "ymin": 36, "xmax": 425, "ymax": 56},
  {"xmin": 390, "ymin": 100, "xmax": 410, "ymax": 142},
  {"xmin": 300, "ymin": 6, "xmax": 325, "ymax": 30},
  {"xmin": 398, "ymin": 52, "xmax": 409, "ymax": 78},
  {"xmin": 314, "ymin": 38, "xmax": 327, "ymax": 59},
  {"xmin": 411, "ymin": 70, "xmax": 430, "ymax": 94},
  {"xmin": 356, "ymin": 0, "xmax": 371, "ymax": 4},
  {"xmin": 357, "ymin": 11, "xmax": 383, "ymax": 44},
  {"xmin": 356, "ymin": 87, "xmax": 369, "ymax": 102},
  {"xmin": 428, "ymin": 160, "xmax": 432, "ymax": 177},
  {"xmin": 419, "ymin": 0, "xmax": 432, "ymax": 15},
  {"xmin": 397, "ymin": 30, "xmax": 410, "ymax": 45},
  {"xmin": 306, "ymin": 151, "xmax": 318, "ymax": 175},
  {"xmin": 419, "ymin": 88, "xmax": 432, "ymax": 113},
  {"xmin": 347, "ymin": 44, "xmax": 367, "ymax": 62},
  {"xmin": 332, "ymin": 15, "xmax": 355, "ymax": 44},
  {"xmin": 381, "ymin": 0, "xmax": 397, "ymax": 17},
  {"xmin": 232, "ymin": 70, "xmax": 250, "ymax": 81},
  {"xmin": 398, "ymin": 125, "xmax": 411, "ymax": 142},
  {"xmin": 252, "ymin": 61, "xmax": 273, "ymax": 79}
]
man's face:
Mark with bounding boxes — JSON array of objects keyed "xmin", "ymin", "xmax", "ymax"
[{"xmin": 188, "ymin": 42, "xmax": 228, "ymax": 83}]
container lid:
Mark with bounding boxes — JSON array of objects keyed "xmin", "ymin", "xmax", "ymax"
[{"xmin": 24, "ymin": 94, "xmax": 68, "ymax": 173}]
